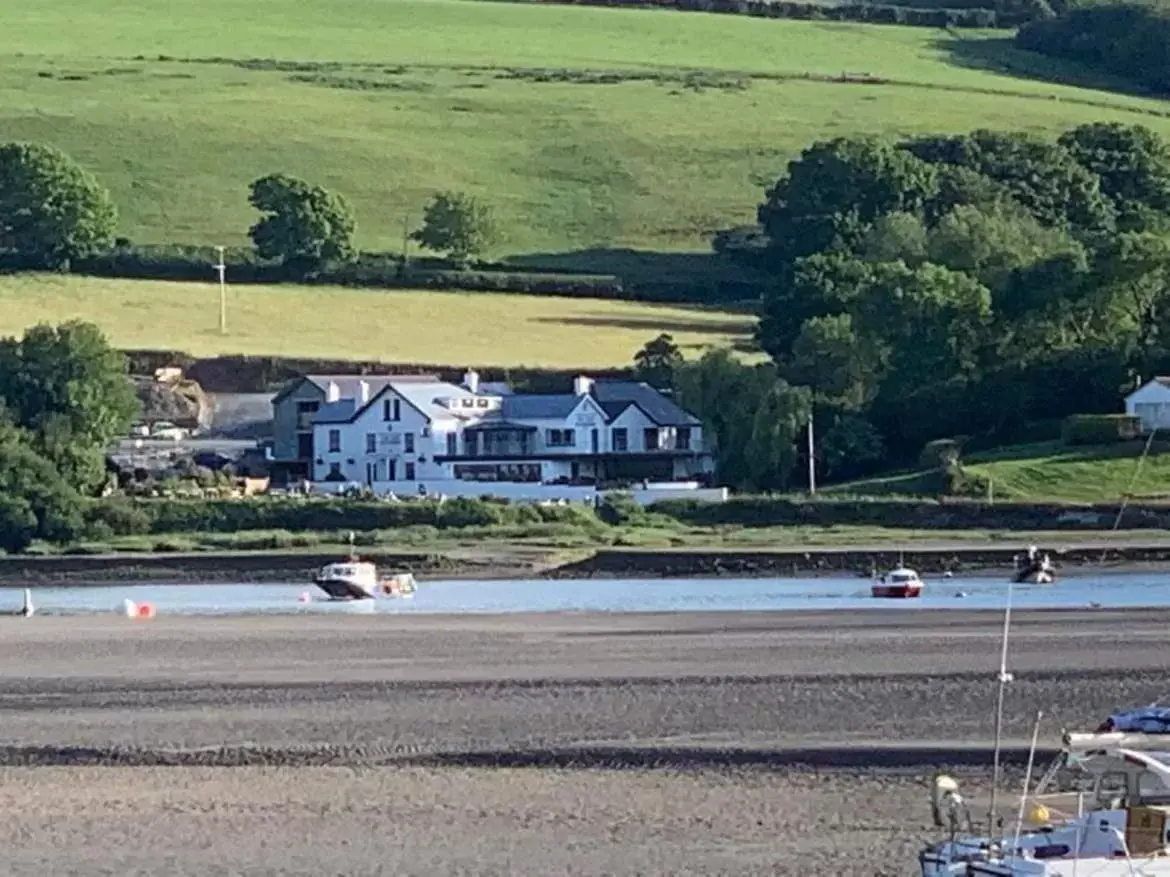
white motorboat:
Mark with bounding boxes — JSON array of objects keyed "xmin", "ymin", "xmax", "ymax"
[{"xmin": 312, "ymin": 535, "xmax": 418, "ymax": 601}]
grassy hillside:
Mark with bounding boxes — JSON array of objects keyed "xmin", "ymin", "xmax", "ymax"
[
  {"xmin": 3, "ymin": 0, "xmax": 1170, "ymax": 258},
  {"xmin": 829, "ymin": 441, "xmax": 1170, "ymax": 502},
  {"xmin": 0, "ymin": 275, "xmax": 751, "ymax": 367}
]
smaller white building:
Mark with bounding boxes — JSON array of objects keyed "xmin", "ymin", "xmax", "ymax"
[{"xmin": 1125, "ymin": 377, "xmax": 1170, "ymax": 432}]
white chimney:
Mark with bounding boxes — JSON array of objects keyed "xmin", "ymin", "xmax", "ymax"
[
  {"xmin": 573, "ymin": 375, "xmax": 593, "ymax": 396},
  {"xmin": 326, "ymin": 380, "xmax": 340, "ymax": 402},
  {"xmin": 359, "ymin": 380, "xmax": 370, "ymax": 404},
  {"xmin": 463, "ymin": 369, "xmax": 480, "ymax": 394}
]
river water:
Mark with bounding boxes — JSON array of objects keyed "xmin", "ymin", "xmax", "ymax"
[{"xmin": 3, "ymin": 570, "xmax": 1170, "ymax": 616}]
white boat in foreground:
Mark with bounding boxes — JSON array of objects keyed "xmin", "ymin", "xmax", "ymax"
[
  {"xmin": 312, "ymin": 536, "xmax": 417, "ymax": 601},
  {"xmin": 917, "ymin": 567, "xmax": 1170, "ymax": 876},
  {"xmin": 921, "ymin": 723, "xmax": 1170, "ymax": 875}
]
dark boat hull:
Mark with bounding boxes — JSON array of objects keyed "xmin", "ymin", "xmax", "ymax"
[{"xmin": 313, "ymin": 579, "xmax": 375, "ymax": 600}]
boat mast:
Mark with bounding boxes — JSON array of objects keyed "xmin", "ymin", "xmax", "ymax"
[
  {"xmin": 1011, "ymin": 710, "xmax": 1044, "ymax": 856},
  {"xmin": 987, "ymin": 577, "xmax": 1015, "ymax": 844}
]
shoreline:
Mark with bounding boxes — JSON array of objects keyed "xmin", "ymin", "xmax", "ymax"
[
  {"xmin": 2, "ymin": 539, "xmax": 1170, "ymax": 585},
  {"xmin": 0, "ymin": 609, "xmax": 1161, "ymax": 875}
]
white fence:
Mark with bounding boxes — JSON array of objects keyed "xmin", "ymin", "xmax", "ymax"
[{"xmin": 309, "ymin": 480, "xmax": 728, "ymax": 505}]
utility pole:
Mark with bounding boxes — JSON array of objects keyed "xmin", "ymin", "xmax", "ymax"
[
  {"xmin": 214, "ymin": 245, "xmax": 227, "ymax": 334},
  {"xmin": 807, "ymin": 414, "xmax": 816, "ymax": 495},
  {"xmin": 401, "ymin": 213, "xmax": 411, "ymax": 269}
]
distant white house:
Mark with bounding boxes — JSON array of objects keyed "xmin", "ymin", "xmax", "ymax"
[
  {"xmin": 301, "ymin": 371, "xmax": 716, "ymax": 498},
  {"xmin": 1124, "ymin": 377, "xmax": 1170, "ymax": 432}
]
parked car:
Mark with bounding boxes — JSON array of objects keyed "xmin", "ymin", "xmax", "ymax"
[
  {"xmin": 129, "ymin": 423, "xmax": 150, "ymax": 438},
  {"xmin": 150, "ymin": 421, "xmax": 188, "ymax": 441}
]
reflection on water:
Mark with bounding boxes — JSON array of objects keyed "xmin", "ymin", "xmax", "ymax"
[{"xmin": 1, "ymin": 572, "xmax": 1169, "ymax": 616}]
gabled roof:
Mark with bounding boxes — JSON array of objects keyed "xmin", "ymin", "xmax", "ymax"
[
  {"xmin": 392, "ymin": 381, "xmax": 488, "ymax": 422},
  {"xmin": 1126, "ymin": 377, "xmax": 1170, "ymax": 400},
  {"xmin": 501, "ymin": 394, "xmax": 588, "ymax": 420},
  {"xmin": 272, "ymin": 373, "xmax": 438, "ymax": 405},
  {"xmin": 589, "ymin": 380, "xmax": 700, "ymax": 427}
]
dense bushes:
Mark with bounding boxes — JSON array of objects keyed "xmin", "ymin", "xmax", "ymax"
[
  {"xmin": 91, "ymin": 496, "xmax": 601, "ymax": 537},
  {"xmin": 1016, "ymin": 4, "xmax": 1170, "ymax": 95},
  {"xmin": 73, "ymin": 244, "xmax": 628, "ymax": 299},
  {"xmin": 57, "ymin": 243, "xmax": 764, "ymax": 305},
  {"xmin": 539, "ymin": 0, "xmax": 1035, "ymax": 27},
  {"xmin": 1061, "ymin": 413, "xmax": 1143, "ymax": 445}
]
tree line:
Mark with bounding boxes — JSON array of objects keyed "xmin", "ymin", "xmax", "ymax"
[
  {"xmin": 0, "ymin": 144, "xmax": 496, "ymax": 272},
  {"xmin": 533, "ymin": 0, "xmax": 1058, "ymax": 29},
  {"xmin": 1017, "ymin": 3, "xmax": 1170, "ymax": 96},
  {"xmin": 665, "ymin": 122, "xmax": 1170, "ymax": 492}
]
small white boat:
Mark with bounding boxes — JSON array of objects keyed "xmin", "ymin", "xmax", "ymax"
[
  {"xmin": 872, "ymin": 566, "xmax": 924, "ymax": 599},
  {"xmin": 312, "ymin": 534, "xmax": 418, "ymax": 601}
]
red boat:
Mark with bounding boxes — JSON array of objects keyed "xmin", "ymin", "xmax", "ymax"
[{"xmin": 871, "ymin": 567, "xmax": 924, "ymax": 599}]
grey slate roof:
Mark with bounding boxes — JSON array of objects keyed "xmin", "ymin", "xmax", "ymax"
[
  {"xmin": 273, "ymin": 373, "xmax": 439, "ymax": 404},
  {"xmin": 501, "ymin": 394, "xmax": 584, "ymax": 420},
  {"xmin": 312, "ymin": 400, "xmax": 357, "ymax": 424},
  {"xmin": 589, "ymin": 381, "xmax": 700, "ymax": 427}
]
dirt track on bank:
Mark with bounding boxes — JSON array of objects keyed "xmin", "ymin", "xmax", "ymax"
[{"xmin": 0, "ymin": 609, "xmax": 1164, "ymax": 875}]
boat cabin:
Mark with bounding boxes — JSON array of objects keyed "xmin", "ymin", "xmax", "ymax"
[{"xmin": 921, "ymin": 734, "xmax": 1170, "ymax": 875}]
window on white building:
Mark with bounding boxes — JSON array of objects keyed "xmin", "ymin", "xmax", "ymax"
[
  {"xmin": 328, "ymin": 462, "xmax": 342, "ymax": 479},
  {"xmin": 383, "ymin": 398, "xmax": 400, "ymax": 421},
  {"xmin": 612, "ymin": 428, "xmax": 628, "ymax": 452},
  {"xmin": 644, "ymin": 428, "xmax": 660, "ymax": 451},
  {"xmin": 328, "ymin": 429, "xmax": 341, "ymax": 453},
  {"xmin": 365, "ymin": 433, "xmax": 377, "ymax": 454},
  {"xmin": 546, "ymin": 429, "xmax": 576, "ymax": 447},
  {"xmin": 405, "ymin": 462, "xmax": 416, "ymax": 480},
  {"xmin": 404, "ymin": 433, "xmax": 415, "ymax": 453},
  {"xmin": 677, "ymin": 427, "xmax": 692, "ymax": 450}
]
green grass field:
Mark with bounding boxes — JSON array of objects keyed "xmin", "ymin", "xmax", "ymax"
[
  {"xmin": 0, "ymin": 274, "xmax": 751, "ymax": 366},
  {"xmin": 4, "ymin": 0, "xmax": 1170, "ymax": 259},
  {"xmin": 829, "ymin": 441, "xmax": 1170, "ymax": 503}
]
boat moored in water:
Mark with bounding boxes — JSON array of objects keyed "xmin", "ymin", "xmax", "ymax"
[
  {"xmin": 872, "ymin": 566, "xmax": 924, "ymax": 599},
  {"xmin": 312, "ymin": 535, "xmax": 418, "ymax": 601},
  {"xmin": 1012, "ymin": 546, "xmax": 1057, "ymax": 585}
]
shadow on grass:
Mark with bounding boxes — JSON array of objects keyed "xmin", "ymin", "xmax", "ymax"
[
  {"xmin": 532, "ymin": 314, "xmax": 756, "ymax": 335},
  {"xmin": 935, "ymin": 34, "xmax": 1160, "ymax": 104}
]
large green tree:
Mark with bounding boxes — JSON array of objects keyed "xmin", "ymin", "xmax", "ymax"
[
  {"xmin": 411, "ymin": 191, "xmax": 496, "ymax": 263},
  {"xmin": 248, "ymin": 174, "xmax": 356, "ymax": 271},
  {"xmin": 757, "ymin": 137, "xmax": 940, "ymax": 266},
  {"xmin": 901, "ymin": 130, "xmax": 1115, "ymax": 233},
  {"xmin": 673, "ymin": 350, "xmax": 810, "ymax": 491},
  {"xmin": 0, "ymin": 321, "xmax": 138, "ymax": 493},
  {"xmin": 0, "ymin": 415, "xmax": 84, "ymax": 553},
  {"xmin": 0, "ymin": 143, "xmax": 117, "ymax": 269},
  {"xmin": 1060, "ymin": 123, "xmax": 1170, "ymax": 231}
]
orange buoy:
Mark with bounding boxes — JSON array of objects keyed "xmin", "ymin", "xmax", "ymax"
[{"xmin": 135, "ymin": 602, "xmax": 156, "ymax": 619}]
